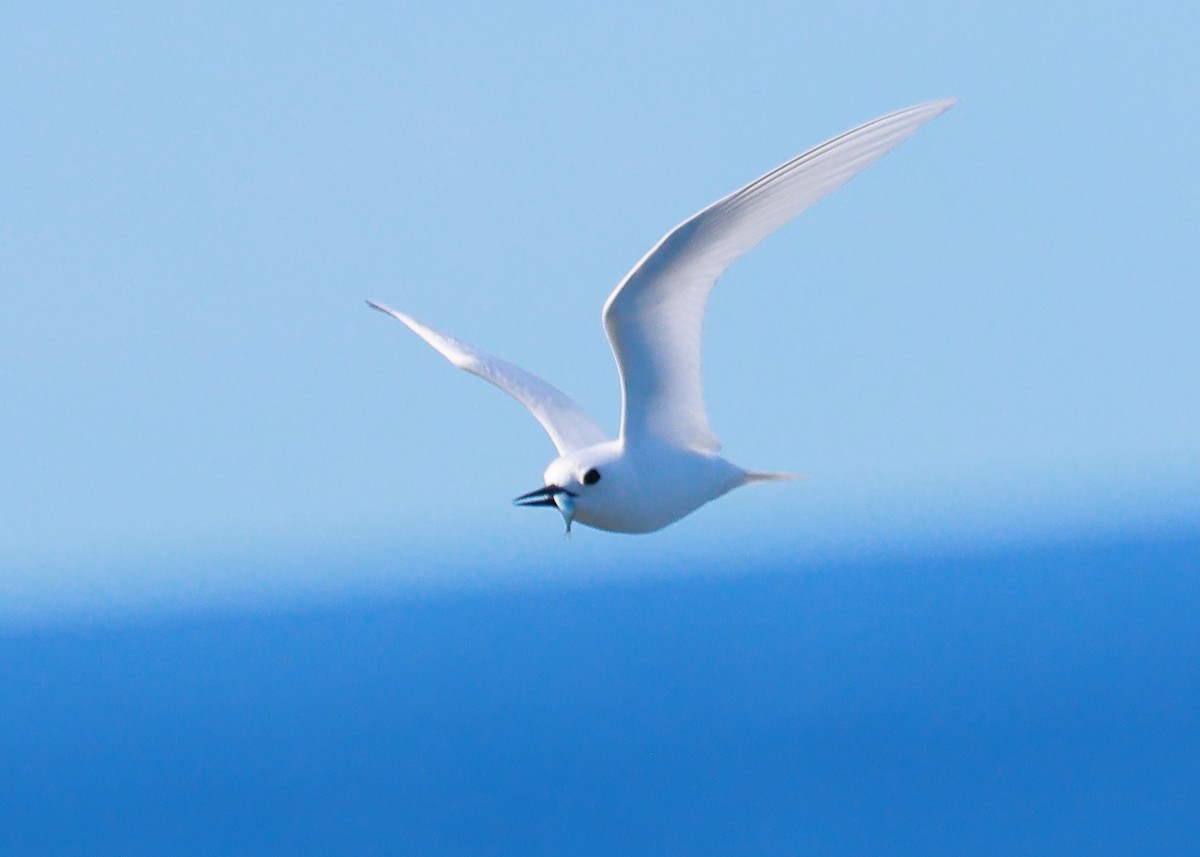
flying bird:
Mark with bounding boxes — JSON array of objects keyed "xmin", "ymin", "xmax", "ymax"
[{"xmin": 369, "ymin": 99, "xmax": 955, "ymax": 534}]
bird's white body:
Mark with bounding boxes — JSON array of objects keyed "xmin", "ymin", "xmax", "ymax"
[
  {"xmin": 370, "ymin": 100, "xmax": 954, "ymax": 533},
  {"xmin": 542, "ymin": 439, "xmax": 755, "ymax": 534}
]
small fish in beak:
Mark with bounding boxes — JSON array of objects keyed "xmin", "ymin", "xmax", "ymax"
[
  {"xmin": 553, "ymin": 491, "xmax": 575, "ymax": 533},
  {"xmin": 513, "ymin": 484, "xmax": 577, "ymax": 533}
]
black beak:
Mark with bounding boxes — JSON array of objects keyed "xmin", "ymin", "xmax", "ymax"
[{"xmin": 513, "ymin": 484, "xmax": 577, "ymax": 507}]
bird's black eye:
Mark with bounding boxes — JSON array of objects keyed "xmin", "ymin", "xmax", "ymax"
[{"xmin": 583, "ymin": 468, "xmax": 601, "ymax": 485}]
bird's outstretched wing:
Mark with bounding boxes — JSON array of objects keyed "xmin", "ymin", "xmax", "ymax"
[
  {"xmin": 603, "ymin": 99, "xmax": 956, "ymax": 452},
  {"xmin": 368, "ymin": 301, "xmax": 609, "ymax": 455}
]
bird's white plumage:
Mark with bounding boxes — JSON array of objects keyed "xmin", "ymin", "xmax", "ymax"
[
  {"xmin": 366, "ymin": 301, "xmax": 609, "ymax": 455},
  {"xmin": 603, "ymin": 99, "xmax": 957, "ymax": 452},
  {"xmin": 370, "ymin": 100, "xmax": 954, "ymax": 533}
]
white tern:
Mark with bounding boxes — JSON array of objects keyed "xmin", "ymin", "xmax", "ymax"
[{"xmin": 369, "ymin": 99, "xmax": 955, "ymax": 533}]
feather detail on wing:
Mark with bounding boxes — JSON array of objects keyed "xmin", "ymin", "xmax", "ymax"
[
  {"xmin": 368, "ymin": 301, "xmax": 609, "ymax": 455},
  {"xmin": 603, "ymin": 99, "xmax": 956, "ymax": 452}
]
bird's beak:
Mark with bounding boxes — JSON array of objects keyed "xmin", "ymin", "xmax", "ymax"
[{"xmin": 513, "ymin": 485, "xmax": 577, "ymax": 532}]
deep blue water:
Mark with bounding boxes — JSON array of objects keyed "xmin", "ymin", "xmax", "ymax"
[{"xmin": 3, "ymin": 532, "xmax": 1199, "ymax": 855}]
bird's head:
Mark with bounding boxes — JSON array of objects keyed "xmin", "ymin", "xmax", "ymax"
[{"xmin": 513, "ymin": 442, "xmax": 622, "ymax": 533}]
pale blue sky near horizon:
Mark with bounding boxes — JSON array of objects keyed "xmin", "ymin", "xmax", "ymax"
[{"xmin": 3, "ymin": 2, "xmax": 1198, "ymax": 619}]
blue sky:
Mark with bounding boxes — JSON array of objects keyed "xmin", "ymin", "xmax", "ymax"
[{"xmin": 3, "ymin": 2, "xmax": 1198, "ymax": 620}]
